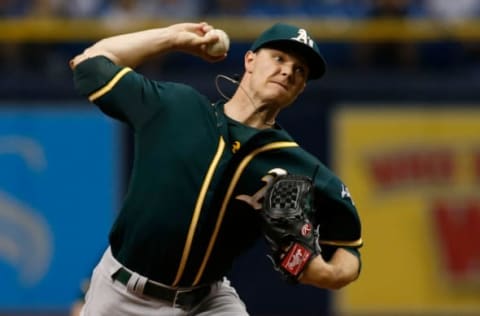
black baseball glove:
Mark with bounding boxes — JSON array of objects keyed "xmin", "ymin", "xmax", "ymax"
[{"xmin": 261, "ymin": 172, "xmax": 321, "ymax": 284}]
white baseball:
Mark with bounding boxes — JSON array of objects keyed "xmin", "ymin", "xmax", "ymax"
[{"xmin": 205, "ymin": 29, "xmax": 230, "ymax": 56}]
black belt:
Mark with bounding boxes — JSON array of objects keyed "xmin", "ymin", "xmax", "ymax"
[{"xmin": 112, "ymin": 268, "xmax": 211, "ymax": 308}]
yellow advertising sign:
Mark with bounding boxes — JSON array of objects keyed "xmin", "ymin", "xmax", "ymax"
[{"xmin": 333, "ymin": 107, "xmax": 480, "ymax": 315}]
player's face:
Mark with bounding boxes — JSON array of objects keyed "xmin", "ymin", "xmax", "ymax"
[{"xmin": 246, "ymin": 48, "xmax": 308, "ymax": 107}]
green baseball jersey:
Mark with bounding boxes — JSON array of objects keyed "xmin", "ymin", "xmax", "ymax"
[{"xmin": 73, "ymin": 56, "xmax": 362, "ymax": 287}]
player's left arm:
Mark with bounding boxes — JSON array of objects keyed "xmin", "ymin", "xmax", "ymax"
[
  {"xmin": 298, "ymin": 173, "xmax": 362, "ymax": 290},
  {"xmin": 299, "ymin": 247, "xmax": 360, "ymax": 290}
]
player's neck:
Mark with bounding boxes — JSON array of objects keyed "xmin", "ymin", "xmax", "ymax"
[{"xmin": 224, "ymin": 99, "xmax": 277, "ymax": 129}]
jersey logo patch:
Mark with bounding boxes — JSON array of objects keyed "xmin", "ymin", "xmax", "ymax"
[
  {"xmin": 232, "ymin": 141, "xmax": 241, "ymax": 153},
  {"xmin": 235, "ymin": 168, "xmax": 288, "ymax": 210},
  {"xmin": 341, "ymin": 184, "xmax": 355, "ymax": 205}
]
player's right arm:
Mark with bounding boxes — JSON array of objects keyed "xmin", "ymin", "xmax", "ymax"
[
  {"xmin": 69, "ymin": 22, "xmax": 225, "ymax": 69},
  {"xmin": 299, "ymin": 247, "xmax": 360, "ymax": 290}
]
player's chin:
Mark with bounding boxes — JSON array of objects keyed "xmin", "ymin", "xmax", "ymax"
[{"xmin": 263, "ymin": 91, "xmax": 295, "ymax": 107}]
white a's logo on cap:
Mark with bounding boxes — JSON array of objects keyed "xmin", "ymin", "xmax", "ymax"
[{"xmin": 291, "ymin": 29, "xmax": 314, "ymax": 48}]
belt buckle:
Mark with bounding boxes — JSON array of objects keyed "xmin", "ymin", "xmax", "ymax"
[
  {"xmin": 173, "ymin": 288, "xmax": 193, "ymax": 309},
  {"xmin": 173, "ymin": 286, "xmax": 209, "ymax": 309}
]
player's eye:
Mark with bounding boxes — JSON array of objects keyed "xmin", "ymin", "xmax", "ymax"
[
  {"xmin": 273, "ymin": 55, "xmax": 284, "ymax": 63},
  {"xmin": 295, "ymin": 66, "xmax": 306, "ymax": 77}
]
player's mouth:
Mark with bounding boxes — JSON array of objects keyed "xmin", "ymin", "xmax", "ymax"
[{"xmin": 269, "ymin": 80, "xmax": 289, "ymax": 91}]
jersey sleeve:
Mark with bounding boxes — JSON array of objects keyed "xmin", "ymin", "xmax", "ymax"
[
  {"xmin": 73, "ymin": 56, "xmax": 161, "ymax": 129},
  {"xmin": 313, "ymin": 174, "xmax": 363, "ymax": 249}
]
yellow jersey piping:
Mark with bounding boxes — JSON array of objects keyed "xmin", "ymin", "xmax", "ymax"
[
  {"xmin": 88, "ymin": 67, "xmax": 132, "ymax": 102},
  {"xmin": 172, "ymin": 137, "xmax": 226, "ymax": 286},
  {"xmin": 193, "ymin": 141, "xmax": 298, "ymax": 285},
  {"xmin": 319, "ymin": 238, "xmax": 363, "ymax": 247}
]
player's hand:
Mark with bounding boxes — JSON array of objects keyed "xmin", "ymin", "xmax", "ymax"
[{"xmin": 168, "ymin": 22, "xmax": 226, "ymax": 63}]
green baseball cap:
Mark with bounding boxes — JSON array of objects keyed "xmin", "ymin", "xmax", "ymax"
[{"xmin": 250, "ymin": 23, "xmax": 327, "ymax": 80}]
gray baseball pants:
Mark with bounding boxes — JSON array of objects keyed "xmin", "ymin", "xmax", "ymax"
[{"xmin": 80, "ymin": 247, "xmax": 249, "ymax": 316}]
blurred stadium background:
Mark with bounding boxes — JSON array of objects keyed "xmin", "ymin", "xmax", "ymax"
[{"xmin": 1, "ymin": 0, "xmax": 480, "ymax": 315}]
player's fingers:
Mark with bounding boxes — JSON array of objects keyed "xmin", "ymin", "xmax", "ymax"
[
  {"xmin": 194, "ymin": 52, "xmax": 226, "ymax": 63},
  {"xmin": 170, "ymin": 22, "xmax": 207, "ymax": 36},
  {"xmin": 181, "ymin": 22, "xmax": 214, "ymax": 37},
  {"xmin": 203, "ymin": 31, "xmax": 219, "ymax": 44},
  {"xmin": 199, "ymin": 22, "xmax": 215, "ymax": 35}
]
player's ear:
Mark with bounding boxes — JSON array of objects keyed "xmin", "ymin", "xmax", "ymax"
[{"xmin": 245, "ymin": 51, "xmax": 256, "ymax": 73}]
